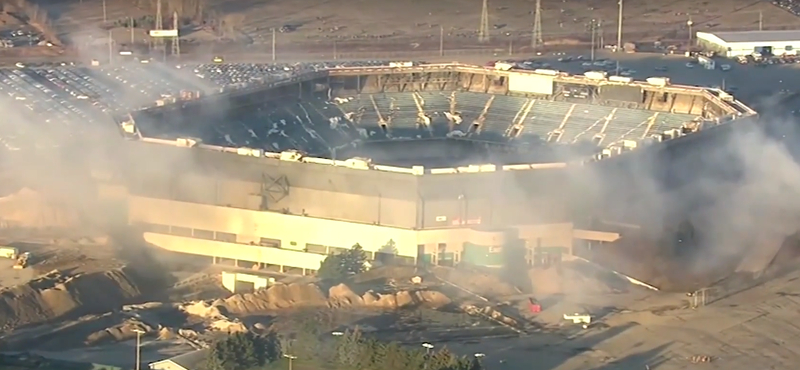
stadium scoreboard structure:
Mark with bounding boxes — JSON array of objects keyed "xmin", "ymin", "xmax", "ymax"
[{"xmin": 113, "ymin": 62, "xmax": 758, "ymax": 273}]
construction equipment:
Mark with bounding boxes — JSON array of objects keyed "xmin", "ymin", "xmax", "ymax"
[{"xmin": 13, "ymin": 252, "xmax": 30, "ymax": 269}]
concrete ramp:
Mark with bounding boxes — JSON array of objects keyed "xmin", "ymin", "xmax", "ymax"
[{"xmin": 735, "ymin": 235, "xmax": 785, "ymax": 275}]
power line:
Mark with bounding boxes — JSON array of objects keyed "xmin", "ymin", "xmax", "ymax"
[
  {"xmin": 479, "ymin": 0, "xmax": 490, "ymax": 43},
  {"xmin": 532, "ymin": 0, "xmax": 543, "ymax": 49}
]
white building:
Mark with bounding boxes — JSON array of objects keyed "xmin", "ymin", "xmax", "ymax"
[{"xmin": 696, "ymin": 30, "xmax": 800, "ymax": 57}]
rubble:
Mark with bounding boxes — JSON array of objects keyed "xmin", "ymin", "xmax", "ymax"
[{"xmin": 0, "ymin": 267, "xmax": 145, "ymax": 331}]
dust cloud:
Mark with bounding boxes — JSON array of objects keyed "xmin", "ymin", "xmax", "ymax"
[{"xmin": 568, "ymin": 105, "xmax": 800, "ymax": 290}]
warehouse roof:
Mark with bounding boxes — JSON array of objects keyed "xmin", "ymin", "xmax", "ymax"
[{"xmin": 701, "ymin": 30, "xmax": 800, "ymax": 44}]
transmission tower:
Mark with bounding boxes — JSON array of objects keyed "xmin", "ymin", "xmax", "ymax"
[
  {"xmin": 154, "ymin": 0, "xmax": 163, "ymax": 45},
  {"xmin": 171, "ymin": 11, "xmax": 180, "ymax": 56},
  {"xmin": 532, "ymin": 0, "xmax": 543, "ymax": 49},
  {"xmin": 478, "ymin": 0, "xmax": 490, "ymax": 43}
]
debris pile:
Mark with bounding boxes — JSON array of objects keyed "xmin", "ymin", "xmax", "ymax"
[
  {"xmin": 461, "ymin": 304, "xmax": 519, "ymax": 328},
  {"xmin": 0, "ymin": 267, "xmax": 144, "ymax": 330},
  {"xmin": 187, "ymin": 282, "xmax": 452, "ymax": 316}
]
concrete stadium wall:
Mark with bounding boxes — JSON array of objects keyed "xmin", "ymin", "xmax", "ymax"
[
  {"xmin": 130, "ymin": 196, "xmax": 421, "ymax": 258},
  {"xmin": 221, "ymin": 271, "xmax": 275, "ymax": 293},
  {"xmin": 272, "ymin": 187, "xmax": 417, "ymax": 228},
  {"xmin": 144, "ymin": 233, "xmax": 327, "ymax": 271},
  {"xmin": 131, "ymin": 194, "xmax": 594, "ymax": 272}
]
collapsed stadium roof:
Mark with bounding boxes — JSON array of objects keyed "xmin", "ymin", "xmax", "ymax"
[{"xmin": 122, "ymin": 63, "xmax": 756, "ymax": 175}]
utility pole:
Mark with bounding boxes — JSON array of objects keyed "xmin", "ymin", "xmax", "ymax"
[
  {"xmin": 154, "ymin": 0, "xmax": 163, "ymax": 48},
  {"xmin": 107, "ymin": 29, "xmax": 113, "ymax": 64},
  {"xmin": 532, "ymin": 0, "xmax": 543, "ymax": 49},
  {"xmin": 439, "ymin": 25, "xmax": 444, "ymax": 56},
  {"xmin": 102, "ymin": 0, "xmax": 107, "ymax": 24},
  {"xmin": 271, "ymin": 28, "xmax": 276, "ymax": 61},
  {"xmin": 478, "ymin": 0, "xmax": 490, "ymax": 43},
  {"xmin": 171, "ymin": 11, "xmax": 180, "ymax": 57},
  {"xmin": 616, "ymin": 0, "xmax": 623, "ymax": 52},
  {"xmin": 687, "ymin": 17, "xmax": 693, "ymax": 49},
  {"xmin": 759, "ymin": 10, "xmax": 763, "ymax": 31},
  {"xmin": 590, "ymin": 19, "xmax": 597, "ymax": 61},
  {"xmin": 130, "ymin": 17, "xmax": 134, "ymax": 44}
]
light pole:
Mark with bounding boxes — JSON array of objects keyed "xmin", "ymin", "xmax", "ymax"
[
  {"xmin": 272, "ymin": 28, "xmax": 277, "ymax": 62},
  {"xmin": 283, "ymin": 354, "xmax": 297, "ymax": 370},
  {"xmin": 687, "ymin": 18, "xmax": 694, "ymax": 50},
  {"xmin": 439, "ymin": 26, "xmax": 444, "ymax": 57},
  {"xmin": 422, "ymin": 343, "xmax": 434, "ymax": 369},
  {"xmin": 133, "ymin": 328, "xmax": 145, "ymax": 370}
]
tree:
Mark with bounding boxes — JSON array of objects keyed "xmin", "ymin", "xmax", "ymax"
[
  {"xmin": 206, "ymin": 332, "xmax": 281, "ymax": 370},
  {"xmin": 377, "ymin": 239, "xmax": 399, "ymax": 265},
  {"xmin": 317, "ymin": 244, "xmax": 369, "ymax": 281}
]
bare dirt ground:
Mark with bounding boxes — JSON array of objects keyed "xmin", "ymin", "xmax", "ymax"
[{"xmin": 25, "ymin": 0, "xmax": 800, "ymax": 59}]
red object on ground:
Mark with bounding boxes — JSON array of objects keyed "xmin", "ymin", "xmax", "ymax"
[{"xmin": 528, "ymin": 298, "xmax": 541, "ymax": 313}]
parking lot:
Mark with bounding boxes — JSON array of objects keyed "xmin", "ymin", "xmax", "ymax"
[
  {"xmin": 516, "ymin": 50, "xmax": 800, "ymax": 106},
  {"xmin": 0, "ymin": 60, "xmax": 390, "ymax": 151}
]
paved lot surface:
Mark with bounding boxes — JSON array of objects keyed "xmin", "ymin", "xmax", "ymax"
[{"xmin": 438, "ymin": 267, "xmax": 800, "ymax": 370}]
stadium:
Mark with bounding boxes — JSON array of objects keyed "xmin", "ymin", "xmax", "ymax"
[{"xmin": 115, "ymin": 62, "xmax": 757, "ymax": 276}]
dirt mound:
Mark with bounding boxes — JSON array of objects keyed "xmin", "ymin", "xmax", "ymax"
[
  {"xmin": 328, "ymin": 283, "xmax": 363, "ymax": 307},
  {"xmin": 215, "ymin": 282, "xmax": 451, "ymax": 315},
  {"xmin": 0, "ymin": 267, "xmax": 144, "ymax": 330},
  {"xmin": 360, "ymin": 289, "xmax": 451, "ymax": 309},
  {"xmin": 0, "ymin": 188, "xmax": 82, "ymax": 229},
  {"xmin": 84, "ymin": 318, "xmax": 152, "ymax": 346},
  {"xmin": 223, "ymin": 283, "xmax": 327, "ymax": 314}
]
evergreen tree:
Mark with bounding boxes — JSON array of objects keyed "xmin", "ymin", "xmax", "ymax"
[
  {"xmin": 317, "ymin": 244, "xmax": 369, "ymax": 281},
  {"xmin": 206, "ymin": 331, "xmax": 281, "ymax": 370}
]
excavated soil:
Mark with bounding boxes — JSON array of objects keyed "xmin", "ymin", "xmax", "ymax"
[
  {"xmin": 184, "ymin": 282, "xmax": 452, "ymax": 317},
  {"xmin": 0, "ymin": 267, "xmax": 145, "ymax": 331}
]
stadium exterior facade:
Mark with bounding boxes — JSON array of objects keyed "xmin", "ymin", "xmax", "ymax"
[{"xmin": 111, "ymin": 63, "xmax": 755, "ymax": 274}]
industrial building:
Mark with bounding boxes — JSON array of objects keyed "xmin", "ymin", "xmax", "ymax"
[
  {"xmin": 109, "ymin": 63, "xmax": 754, "ymax": 275},
  {"xmin": 696, "ymin": 30, "xmax": 800, "ymax": 57}
]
